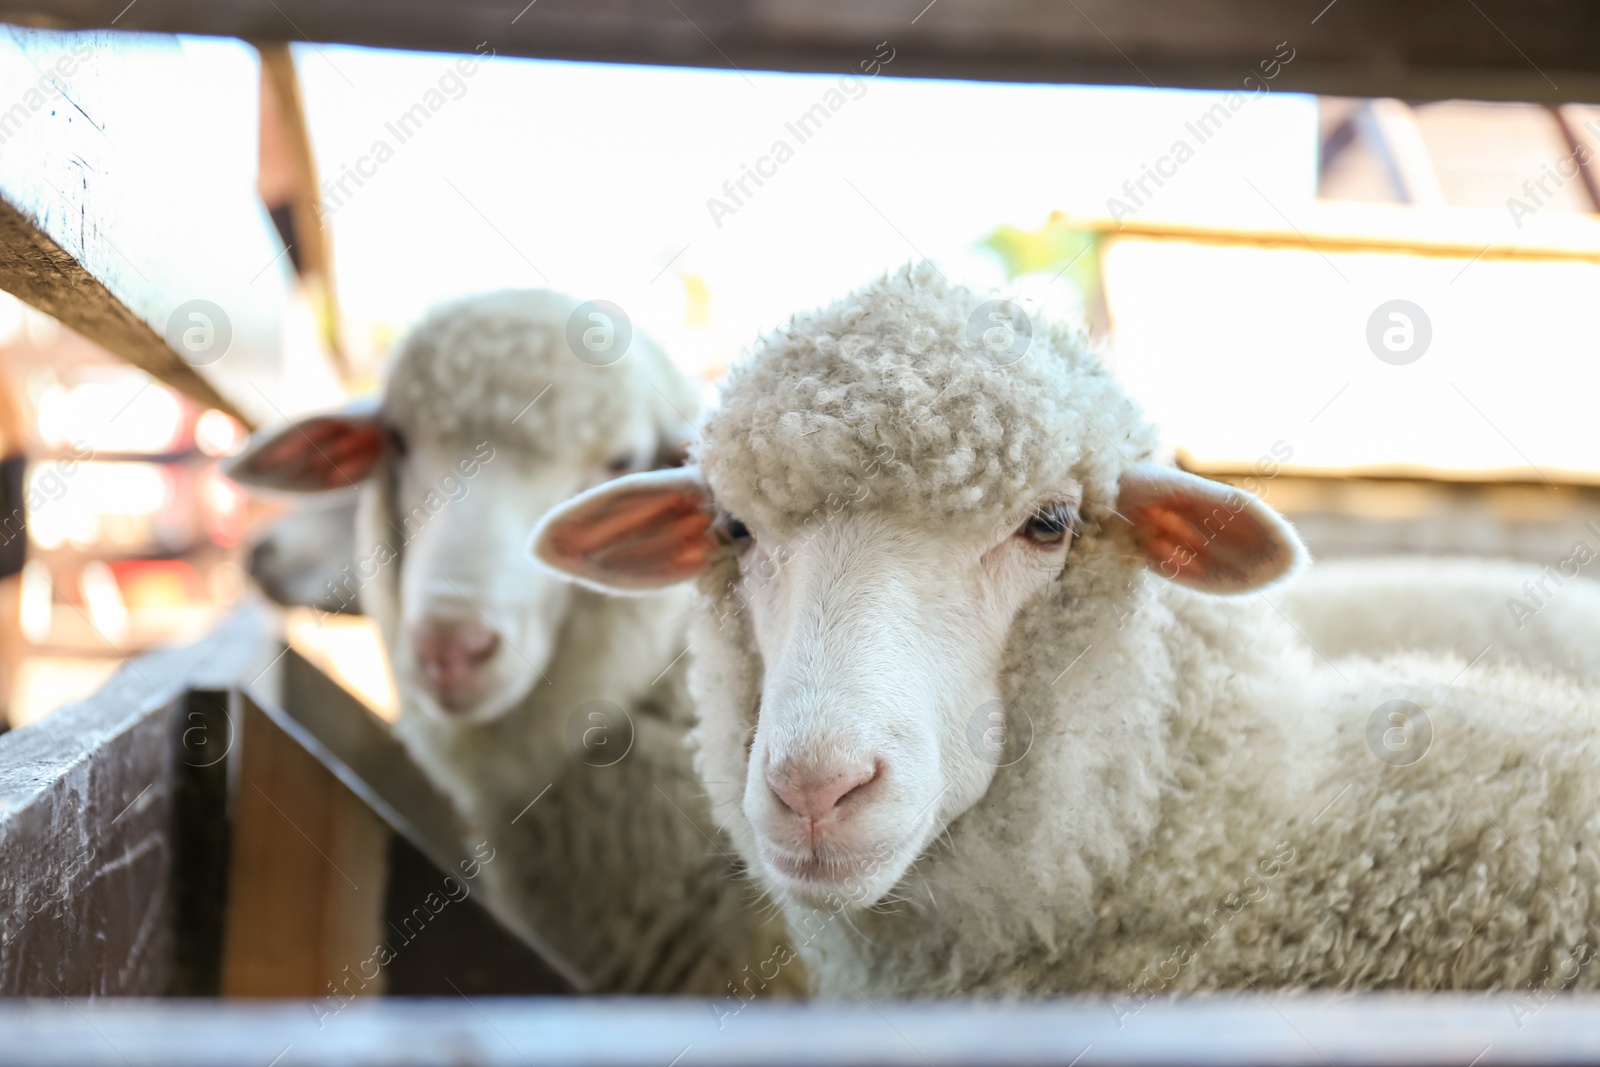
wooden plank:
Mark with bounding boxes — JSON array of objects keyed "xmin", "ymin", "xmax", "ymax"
[
  {"xmin": 0, "ymin": 28, "xmax": 297, "ymax": 428},
  {"xmin": 276, "ymin": 650, "xmax": 584, "ymax": 993},
  {"xmin": 165, "ymin": 687, "xmax": 237, "ymax": 995},
  {"xmin": 222, "ymin": 662, "xmax": 579, "ymax": 996},
  {"xmin": 1, "ymin": 995, "xmax": 1600, "ymax": 1066},
  {"xmin": 0, "ymin": 690, "xmax": 180, "ymax": 995},
  {"xmin": 279, "ymin": 649, "xmax": 463, "ymax": 864},
  {"xmin": 219, "ymin": 696, "xmax": 390, "ymax": 997},
  {"xmin": 378, "ymin": 833, "xmax": 574, "ymax": 997},
  {"xmin": 4, "ymin": 0, "xmax": 1600, "ymax": 103},
  {"xmin": 0, "ymin": 606, "xmax": 277, "ymax": 995}
]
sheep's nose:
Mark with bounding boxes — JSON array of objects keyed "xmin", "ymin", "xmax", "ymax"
[
  {"xmin": 412, "ymin": 618, "xmax": 501, "ymax": 708},
  {"xmin": 766, "ymin": 759, "xmax": 882, "ymax": 820}
]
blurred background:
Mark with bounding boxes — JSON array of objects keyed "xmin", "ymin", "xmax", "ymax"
[{"xmin": 5, "ymin": 35, "xmax": 1599, "ymax": 730}]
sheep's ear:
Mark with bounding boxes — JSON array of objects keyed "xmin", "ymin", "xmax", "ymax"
[
  {"xmin": 225, "ymin": 406, "xmax": 390, "ymax": 492},
  {"xmin": 1115, "ymin": 463, "xmax": 1306, "ymax": 594},
  {"xmin": 532, "ymin": 467, "xmax": 715, "ymax": 593}
]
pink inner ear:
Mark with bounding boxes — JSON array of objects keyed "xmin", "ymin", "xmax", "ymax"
[
  {"xmin": 236, "ymin": 418, "xmax": 387, "ymax": 491},
  {"xmin": 1117, "ymin": 466, "xmax": 1300, "ymax": 593},
  {"xmin": 1126, "ymin": 500, "xmax": 1278, "ymax": 588},
  {"xmin": 543, "ymin": 483, "xmax": 715, "ymax": 587}
]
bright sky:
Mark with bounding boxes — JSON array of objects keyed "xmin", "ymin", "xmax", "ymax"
[
  {"xmin": 294, "ymin": 44, "xmax": 1317, "ymax": 376},
  {"xmin": 291, "ymin": 44, "xmax": 1600, "ymax": 477}
]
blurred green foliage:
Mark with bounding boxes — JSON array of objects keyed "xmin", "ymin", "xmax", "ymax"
[{"xmin": 979, "ymin": 211, "xmax": 1101, "ymax": 299}]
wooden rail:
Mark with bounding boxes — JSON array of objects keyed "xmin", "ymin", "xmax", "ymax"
[
  {"xmin": 4, "ymin": 0, "xmax": 1600, "ymax": 103},
  {"xmin": 0, "ymin": 995, "xmax": 1599, "ymax": 1066},
  {"xmin": 0, "ymin": 605, "xmax": 578, "ymax": 998},
  {"xmin": 0, "ymin": 29, "xmax": 296, "ymax": 427}
]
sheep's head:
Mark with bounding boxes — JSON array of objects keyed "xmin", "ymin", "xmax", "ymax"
[
  {"xmin": 230, "ymin": 289, "xmax": 695, "ymax": 725},
  {"xmin": 533, "ymin": 265, "xmax": 1305, "ymax": 907}
]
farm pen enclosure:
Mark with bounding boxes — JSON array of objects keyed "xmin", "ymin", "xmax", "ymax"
[{"xmin": 3, "ymin": 0, "xmax": 1600, "ymax": 1064}]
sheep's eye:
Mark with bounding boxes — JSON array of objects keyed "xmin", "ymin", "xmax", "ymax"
[
  {"xmin": 1016, "ymin": 503, "xmax": 1076, "ymax": 547},
  {"xmin": 718, "ymin": 513, "xmax": 753, "ymax": 548},
  {"xmin": 605, "ymin": 453, "xmax": 637, "ymax": 474}
]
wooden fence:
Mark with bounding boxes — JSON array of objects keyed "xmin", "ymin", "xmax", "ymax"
[{"xmin": 0, "ymin": 606, "xmax": 577, "ymax": 1000}]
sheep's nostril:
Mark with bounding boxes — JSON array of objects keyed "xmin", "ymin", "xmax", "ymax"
[
  {"xmin": 767, "ymin": 759, "xmax": 882, "ymax": 820},
  {"xmin": 837, "ymin": 760, "xmax": 883, "ymax": 806},
  {"xmin": 411, "ymin": 619, "xmax": 502, "ymax": 709},
  {"xmin": 459, "ymin": 627, "xmax": 500, "ymax": 665}
]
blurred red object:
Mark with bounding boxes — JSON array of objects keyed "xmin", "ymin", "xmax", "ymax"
[{"xmin": 107, "ymin": 559, "xmax": 202, "ymax": 609}]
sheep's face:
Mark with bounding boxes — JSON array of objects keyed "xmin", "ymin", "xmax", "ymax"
[
  {"xmin": 248, "ymin": 495, "xmax": 360, "ymax": 613},
  {"xmin": 722, "ymin": 495, "xmax": 1081, "ymax": 905},
  {"xmin": 227, "ymin": 405, "xmax": 664, "ymax": 725},
  {"xmin": 534, "ymin": 460, "xmax": 1306, "ymax": 909},
  {"xmin": 532, "ymin": 467, "xmax": 1086, "ymax": 905},
  {"xmin": 387, "ymin": 436, "xmax": 658, "ymax": 724}
]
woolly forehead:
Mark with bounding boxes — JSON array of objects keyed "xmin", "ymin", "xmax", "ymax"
[
  {"xmin": 697, "ymin": 299, "xmax": 1154, "ymax": 536},
  {"xmin": 381, "ymin": 300, "xmax": 689, "ymax": 463}
]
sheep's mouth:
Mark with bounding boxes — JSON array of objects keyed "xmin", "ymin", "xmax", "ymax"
[
  {"xmin": 762, "ymin": 845, "xmax": 882, "ymax": 893},
  {"xmin": 758, "ymin": 844, "xmax": 889, "ymax": 908}
]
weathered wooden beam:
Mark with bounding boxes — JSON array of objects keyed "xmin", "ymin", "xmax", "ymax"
[
  {"xmin": 0, "ymin": 197, "xmax": 245, "ymax": 421},
  {"xmin": 1, "ymin": 995, "xmax": 1600, "ymax": 1066},
  {"xmin": 0, "ymin": 28, "xmax": 298, "ymax": 428},
  {"xmin": 0, "ymin": 607, "xmax": 277, "ymax": 995},
  {"xmin": 4, "ymin": 0, "xmax": 1599, "ymax": 103},
  {"xmin": 0, "ymin": 606, "xmax": 576, "ymax": 998}
]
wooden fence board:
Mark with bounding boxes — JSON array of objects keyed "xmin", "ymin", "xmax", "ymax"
[
  {"xmin": 0, "ymin": 607, "xmax": 277, "ymax": 995},
  {"xmin": 0, "ymin": 27, "xmax": 296, "ymax": 427},
  {"xmin": 3, "ymin": 0, "xmax": 1599, "ymax": 103},
  {"xmin": 1, "ymin": 995, "xmax": 1599, "ymax": 1066},
  {"xmin": 218, "ymin": 696, "xmax": 390, "ymax": 997}
]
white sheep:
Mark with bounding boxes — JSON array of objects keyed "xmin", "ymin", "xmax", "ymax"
[
  {"xmin": 246, "ymin": 494, "xmax": 360, "ymax": 613},
  {"xmin": 229, "ymin": 289, "xmax": 796, "ymax": 995},
  {"xmin": 534, "ymin": 264, "xmax": 1600, "ymax": 999},
  {"xmin": 1281, "ymin": 555, "xmax": 1600, "ymax": 681}
]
